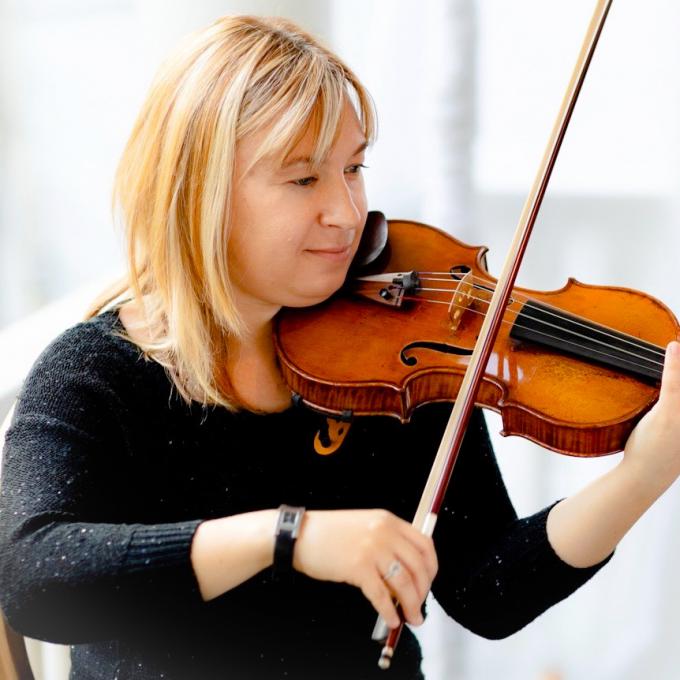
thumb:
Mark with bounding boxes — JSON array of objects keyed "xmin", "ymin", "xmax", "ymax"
[{"xmin": 659, "ymin": 341, "xmax": 680, "ymax": 404}]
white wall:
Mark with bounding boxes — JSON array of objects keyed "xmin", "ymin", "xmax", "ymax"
[{"xmin": 475, "ymin": 0, "xmax": 680, "ymax": 196}]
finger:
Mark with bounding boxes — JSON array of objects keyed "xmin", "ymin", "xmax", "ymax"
[
  {"xmin": 395, "ymin": 521, "xmax": 439, "ymax": 581},
  {"xmin": 380, "ymin": 559, "xmax": 423, "ymax": 626},
  {"xmin": 361, "ymin": 576, "xmax": 401, "ymax": 629},
  {"xmin": 390, "ymin": 538, "xmax": 434, "ymax": 603},
  {"xmin": 660, "ymin": 341, "xmax": 680, "ymax": 404}
]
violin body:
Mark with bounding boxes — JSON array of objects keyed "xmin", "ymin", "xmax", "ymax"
[{"xmin": 274, "ymin": 218, "xmax": 679, "ymax": 457}]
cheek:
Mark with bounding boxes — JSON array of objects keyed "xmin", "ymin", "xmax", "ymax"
[
  {"xmin": 229, "ymin": 189, "xmax": 300, "ymax": 266},
  {"xmin": 353, "ymin": 180, "xmax": 369, "ymax": 227},
  {"xmin": 228, "ymin": 221, "xmax": 305, "ymax": 298}
]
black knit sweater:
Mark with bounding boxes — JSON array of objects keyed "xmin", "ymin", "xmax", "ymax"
[{"xmin": 0, "ymin": 310, "xmax": 610, "ymax": 679}]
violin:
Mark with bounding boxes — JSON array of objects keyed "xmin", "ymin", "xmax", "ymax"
[{"xmin": 274, "ymin": 211, "xmax": 679, "ymax": 458}]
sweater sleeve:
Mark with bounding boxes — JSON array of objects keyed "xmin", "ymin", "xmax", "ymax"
[
  {"xmin": 427, "ymin": 408, "xmax": 613, "ymax": 639},
  {"xmin": 0, "ymin": 322, "xmax": 206, "ymax": 644}
]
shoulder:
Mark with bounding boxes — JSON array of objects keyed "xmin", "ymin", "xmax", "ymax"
[
  {"xmin": 23, "ymin": 310, "xmax": 141, "ymax": 388},
  {"xmin": 14, "ymin": 310, "xmax": 163, "ymax": 423}
]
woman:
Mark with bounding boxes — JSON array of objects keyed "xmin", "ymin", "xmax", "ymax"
[{"xmin": 1, "ymin": 15, "xmax": 679, "ymax": 680}]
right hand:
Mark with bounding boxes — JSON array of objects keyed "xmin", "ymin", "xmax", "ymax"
[{"xmin": 292, "ymin": 509, "xmax": 438, "ymax": 628}]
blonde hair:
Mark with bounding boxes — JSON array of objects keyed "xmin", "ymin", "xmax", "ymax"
[{"xmin": 87, "ymin": 15, "xmax": 376, "ymax": 409}]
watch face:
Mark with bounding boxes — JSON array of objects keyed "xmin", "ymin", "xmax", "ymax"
[{"xmin": 277, "ymin": 506, "xmax": 304, "ymax": 538}]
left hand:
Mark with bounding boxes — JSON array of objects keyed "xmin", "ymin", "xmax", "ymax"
[
  {"xmin": 622, "ymin": 340, "xmax": 680, "ymax": 499},
  {"xmin": 546, "ymin": 340, "xmax": 680, "ymax": 568}
]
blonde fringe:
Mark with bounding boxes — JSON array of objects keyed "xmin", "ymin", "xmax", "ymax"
[{"xmin": 87, "ymin": 15, "xmax": 376, "ymax": 410}]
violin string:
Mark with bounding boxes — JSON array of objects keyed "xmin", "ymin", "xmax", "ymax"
[
  {"xmin": 419, "ymin": 273, "xmax": 666, "ymax": 357},
  {"xmin": 360, "ymin": 273, "xmax": 665, "ymax": 365},
  {"xmin": 414, "ymin": 277, "xmax": 666, "ymax": 359},
  {"xmin": 403, "ymin": 295, "xmax": 663, "ymax": 376},
  {"xmin": 419, "ymin": 274, "xmax": 666, "ymax": 355},
  {"xmin": 422, "ymin": 290, "xmax": 664, "ymax": 368},
  {"xmin": 400, "ymin": 295, "xmax": 664, "ymax": 375}
]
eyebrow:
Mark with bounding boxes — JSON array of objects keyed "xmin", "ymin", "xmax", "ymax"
[{"xmin": 281, "ymin": 140, "xmax": 369, "ymax": 169}]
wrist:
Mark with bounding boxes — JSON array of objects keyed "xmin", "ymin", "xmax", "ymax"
[
  {"xmin": 260, "ymin": 509, "xmax": 280, "ymax": 570},
  {"xmin": 291, "ymin": 509, "xmax": 315, "ymax": 572},
  {"xmin": 190, "ymin": 509, "xmax": 279, "ymax": 602},
  {"xmin": 622, "ymin": 409, "xmax": 680, "ymax": 502},
  {"xmin": 618, "ymin": 453, "xmax": 675, "ymax": 506}
]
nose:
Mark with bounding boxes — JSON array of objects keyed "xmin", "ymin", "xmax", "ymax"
[{"xmin": 319, "ymin": 173, "xmax": 365, "ymax": 232}]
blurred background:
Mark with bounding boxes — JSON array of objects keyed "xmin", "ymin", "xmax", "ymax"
[{"xmin": 2, "ymin": 0, "xmax": 680, "ymax": 678}]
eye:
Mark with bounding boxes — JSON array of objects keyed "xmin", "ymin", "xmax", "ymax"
[
  {"xmin": 346, "ymin": 163, "xmax": 369, "ymax": 175},
  {"xmin": 292, "ymin": 176, "xmax": 317, "ymax": 187}
]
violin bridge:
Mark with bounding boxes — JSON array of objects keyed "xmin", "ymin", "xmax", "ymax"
[{"xmin": 448, "ymin": 271, "xmax": 474, "ymax": 331}]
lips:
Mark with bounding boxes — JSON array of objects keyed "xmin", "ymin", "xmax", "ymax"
[
  {"xmin": 306, "ymin": 245, "xmax": 352, "ymax": 254},
  {"xmin": 305, "ymin": 244, "xmax": 354, "ymax": 261}
]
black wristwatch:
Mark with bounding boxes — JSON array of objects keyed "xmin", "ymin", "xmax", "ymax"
[{"xmin": 273, "ymin": 504, "xmax": 305, "ymax": 581}]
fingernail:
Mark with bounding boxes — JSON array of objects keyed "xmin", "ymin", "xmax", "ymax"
[{"xmin": 670, "ymin": 341, "xmax": 680, "ymax": 358}]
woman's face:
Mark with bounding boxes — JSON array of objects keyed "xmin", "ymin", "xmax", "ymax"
[{"xmin": 228, "ymin": 101, "xmax": 369, "ymax": 320}]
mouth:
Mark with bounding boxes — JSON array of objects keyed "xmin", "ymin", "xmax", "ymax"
[{"xmin": 305, "ymin": 244, "xmax": 354, "ymax": 262}]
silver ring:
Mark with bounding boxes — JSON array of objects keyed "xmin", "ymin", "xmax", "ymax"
[{"xmin": 383, "ymin": 560, "xmax": 402, "ymax": 581}]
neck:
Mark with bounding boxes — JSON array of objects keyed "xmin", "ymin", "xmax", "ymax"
[
  {"xmin": 229, "ymin": 311, "xmax": 278, "ymax": 358},
  {"xmin": 226, "ymin": 298, "xmax": 291, "ymax": 413},
  {"xmin": 230, "ymin": 287, "xmax": 281, "ymax": 348}
]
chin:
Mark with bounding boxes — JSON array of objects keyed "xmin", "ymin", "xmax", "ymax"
[{"xmin": 285, "ymin": 281, "xmax": 346, "ymax": 308}]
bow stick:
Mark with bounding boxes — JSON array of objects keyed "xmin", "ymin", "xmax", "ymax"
[{"xmin": 372, "ymin": 0, "xmax": 614, "ymax": 669}]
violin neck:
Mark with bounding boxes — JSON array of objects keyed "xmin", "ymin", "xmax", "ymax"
[{"xmin": 510, "ymin": 300, "xmax": 663, "ymax": 381}]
